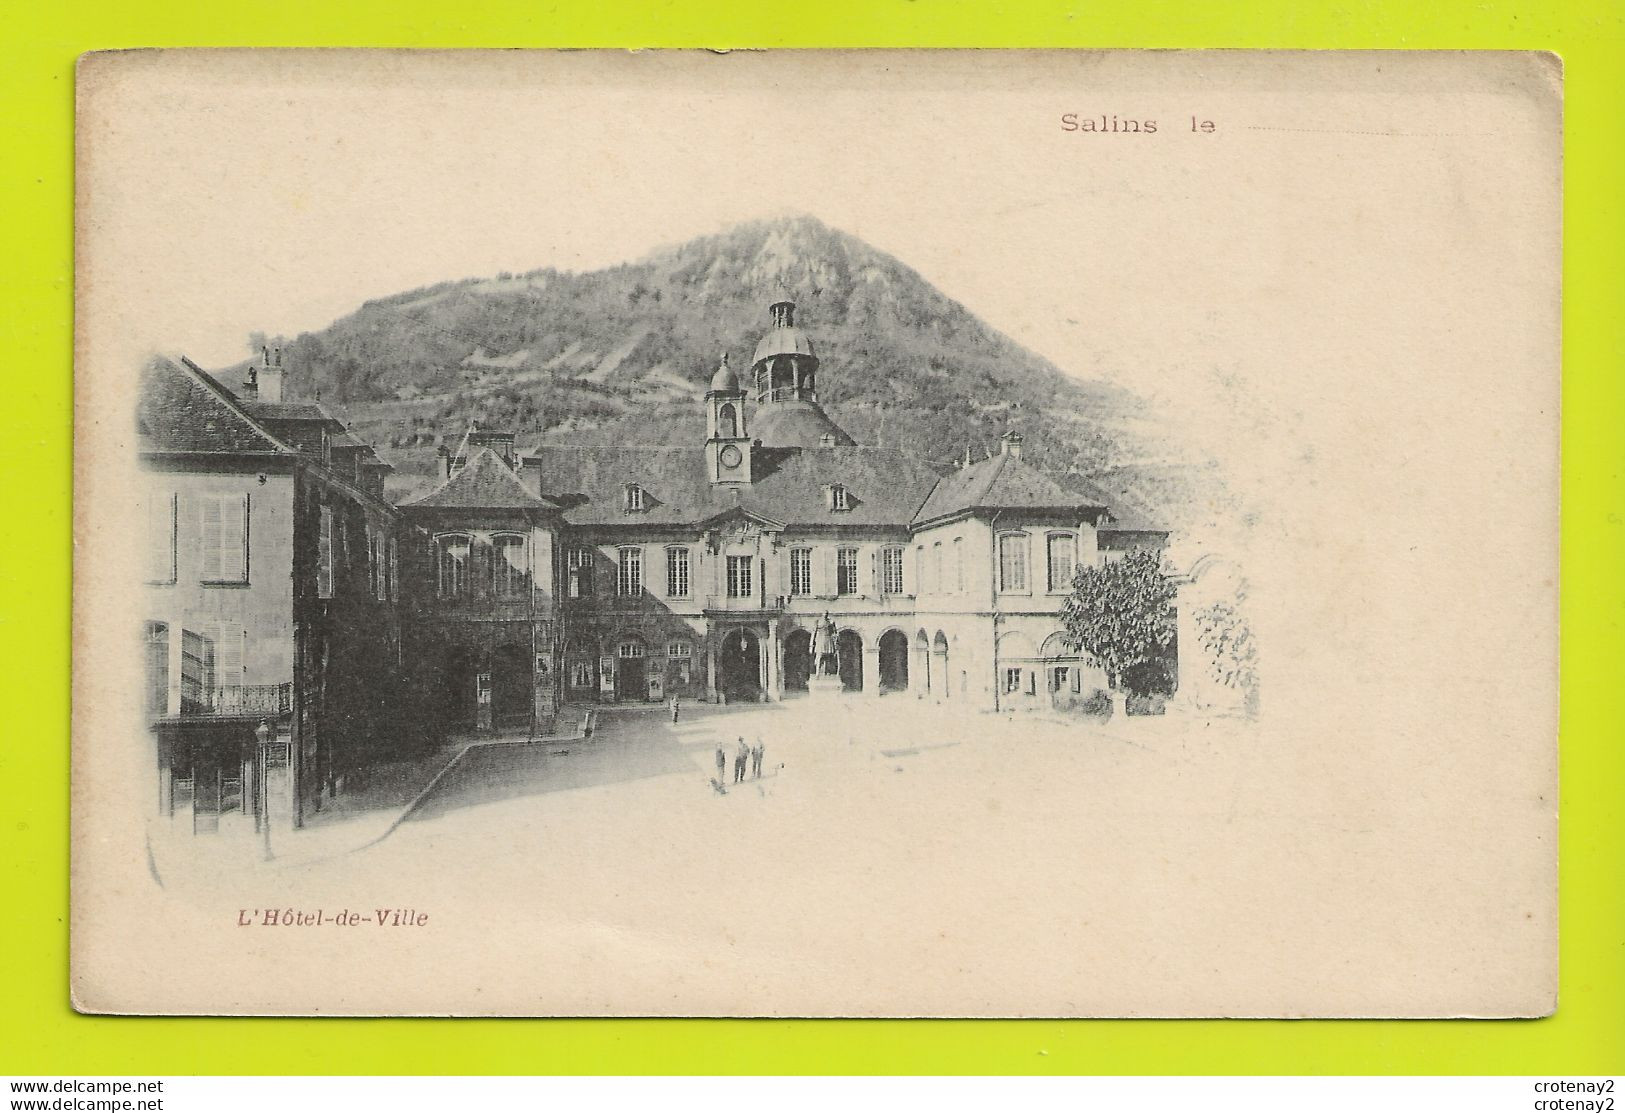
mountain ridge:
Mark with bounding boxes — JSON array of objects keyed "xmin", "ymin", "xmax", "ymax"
[{"xmin": 227, "ymin": 214, "xmax": 1230, "ymax": 528}]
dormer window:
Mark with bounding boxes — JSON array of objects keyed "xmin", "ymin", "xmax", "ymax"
[
  {"xmin": 829, "ymin": 484, "xmax": 851, "ymax": 512},
  {"xmin": 624, "ymin": 484, "xmax": 646, "ymax": 513}
]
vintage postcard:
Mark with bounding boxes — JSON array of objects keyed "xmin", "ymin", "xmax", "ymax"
[{"xmin": 72, "ymin": 49, "xmax": 1560, "ymax": 1017}]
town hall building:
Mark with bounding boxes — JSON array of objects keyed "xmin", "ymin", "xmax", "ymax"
[{"xmin": 398, "ymin": 299, "xmax": 1168, "ymax": 732}]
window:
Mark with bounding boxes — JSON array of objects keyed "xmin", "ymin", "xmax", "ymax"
[
  {"xmin": 387, "ymin": 537, "xmax": 398, "ymax": 601},
  {"xmin": 1004, "ymin": 667, "xmax": 1023, "ymax": 694},
  {"xmin": 616, "ymin": 546, "xmax": 643, "ymax": 596},
  {"xmin": 667, "ymin": 641, "xmax": 692, "ymax": 658},
  {"xmin": 998, "ymin": 532, "xmax": 1030, "ymax": 593},
  {"xmin": 436, "ymin": 534, "xmax": 471, "ymax": 599},
  {"xmin": 915, "ymin": 546, "xmax": 925, "ymax": 594},
  {"xmin": 789, "ymin": 548, "xmax": 812, "ymax": 595},
  {"xmin": 718, "ymin": 403, "xmax": 738, "ymax": 440},
  {"xmin": 829, "ymin": 484, "xmax": 851, "ymax": 512},
  {"xmin": 363, "ymin": 526, "xmax": 377, "ymax": 598},
  {"xmin": 375, "ymin": 532, "xmax": 388, "ymax": 600},
  {"xmin": 881, "ymin": 547, "xmax": 905, "ymax": 595},
  {"xmin": 666, "ymin": 547, "xmax": 690, "ymax": 598},
  {"xmin": 146, "ymin": 492, "xmax": 176, "ymax": 583},
  {"xmin": 317, "ymin": 506, "xmax": 334, "ymax": 599},
  {"xmin": 952, "ymin": 536, "xmax": 964, "ymax": 593},
  {"xmin": 493, "ymin": 534, "xmax": 527, "ymax": 599},
  {"xmin": 200, "ymin": 493, "xmax": 249, "ymax": 583},
  {"xmin": 144, "ymin": 621, "xmax": 169, "ymax": 716},
  {"xmin": 567, "ymin": 547, "xmax": 594, "ymax": 598},
  {"xmin": 617, "ymin": 641, "xmax": 645, "ymax": 659},
  {"xmin": 624, "ymin": 484, "xmax": 646, "ymax": 513},
  {"xmin": 932, "ymin": 542, "xmax": 943, "ymax": 595},
  {"xmin": 180, "ymin": 628, "xmax": 213, "ymax": 714},
  {"xmin": 726, "ymin": 554, "xmax": 753, "ymax": 598},
  {"xmin": 836, "ymin": 547, "xmax": 859, "ymax": 595},
  {"xmin": 1047, "ymin": 532, "xmax": 1077, "ymax": 593},
  {"xmin": 570, "ymin": 659, "xmax": 594, "ymax": 687}
]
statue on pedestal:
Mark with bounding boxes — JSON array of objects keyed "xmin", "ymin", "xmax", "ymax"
[{"xmin": 807, "ymin": 611, "xmax": 841, "ymax": 686}]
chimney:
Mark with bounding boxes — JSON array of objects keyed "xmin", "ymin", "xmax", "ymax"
[
  {"xmin": 259, "ymin": 346, "xmax": 285, "ymax": 403},
  {"xmin": 467, "ymin": 428, "xmax": 517, "ymax": 468},
  {"xmin": 1000, "ymin": 430, "xmax": 1024, "ymax": 460},
  {"xmin": 818, "ymin": 433, "xmax": 836, "ymax": 448},
  {"xmin": 241, "ymin": 359, "xmax": 259, "ymax": 399}
]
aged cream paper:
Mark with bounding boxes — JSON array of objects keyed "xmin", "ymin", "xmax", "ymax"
[{"xmin": 73, "ymin": 49, "xmax": 1560, "ymax": 1017}]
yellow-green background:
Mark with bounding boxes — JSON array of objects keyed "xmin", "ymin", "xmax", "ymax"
[{"xmin": 3, "ymin": 0, "xmax": 1619, "ymax": 1076}]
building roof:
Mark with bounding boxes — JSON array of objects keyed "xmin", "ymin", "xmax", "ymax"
[
  {"xmin": 403, "ymin": 446, "xmax": 559, "ymax": 511},
  {"xmin": 138, "ymin": 356, "xmax": 294, "ymax": 456},
  {"xmin": 750, "ymin": 400, "xmax": 857, "ymax": 448},
  {"xmin": 912, "ymin": 451, "xmax": 1113, "ymax": 525},
  {"xmin": 241, "ymin": 399, "xmax": 344, "ymax": 428},
  {"xmin": 708, "ymin": 355, "xmax": 742, "ymax": 394},
  {"xmin": 525, "ymin": 443, "xmax": 943, "ymax": 528},
  {"xmin": 751, "ymin": 325, "xmax": 817, "ymax": 368}
]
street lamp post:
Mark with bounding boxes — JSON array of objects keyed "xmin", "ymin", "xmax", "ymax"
[{"xmin": 255, "ymin": 719, "xmax": 274, "ymax": 862}]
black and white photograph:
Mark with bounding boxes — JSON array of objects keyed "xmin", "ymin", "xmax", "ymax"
[{"xmin": 72, "ymin": 49, "xmax": 1559, "ymax": 1017}]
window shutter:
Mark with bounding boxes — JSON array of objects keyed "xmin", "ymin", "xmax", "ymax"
[
  {"xmin": 146, "ymin": 492, "xmax": 175, "ymax": 582},
  {"xmin": 200, "ymin": 495, "xmax": 222, "ymax": 580},
  {"xmin": 870, "ymin": 549, "xmax": 880, "ymax": 598},
  {"xmin": 317, "ymin": 506, "xmax": 334, "ymax": 599},
  {"xmin": 388, "ymin": 537, "xmax": 399, "ymax": 601},
  {"xmin": 815, "ymin": 546, "xmax": 833, "ymax": 597},
  {"xmin": 216, "ymin": 623, "xmax": 244, "ymax": 688},
  {"xmin": 230, "ymin": 494, "xmax": 249, "ymax": 581}
]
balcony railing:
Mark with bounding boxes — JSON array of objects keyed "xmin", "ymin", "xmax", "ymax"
[
  {"xmin": 177, "ymin": 683, "xmax": 293, "ymax": 719},
  {"xmin": 755, "ymin": 387, "xmax": 817, "ymax": 404},
  {"xmin": 704, "ymin": 595, "xmax": 788, "ymax": 612}
]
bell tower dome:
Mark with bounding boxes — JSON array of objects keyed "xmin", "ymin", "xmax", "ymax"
[
  {"xmin": 751, "ymin": 299, "xmax": 819, "ymax": 404},
  {"xmin": 747, "ymin": 298, "xmax": 856, "ymax": 448},
  {"xmin": 704, "ymin": 352, "xmax": 751, "ymax": 486}
]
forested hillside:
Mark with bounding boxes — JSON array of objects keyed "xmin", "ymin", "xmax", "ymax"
[{"xmin": 225, "ymin": 215, "xmax": 1235, "ymax": 529}]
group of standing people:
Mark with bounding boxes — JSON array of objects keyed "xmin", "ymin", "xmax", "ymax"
[{"xmin": 715, "ymin": 737, "xmax": 766, "ymax": 786}]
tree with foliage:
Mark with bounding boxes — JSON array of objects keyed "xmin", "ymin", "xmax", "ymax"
[
  {"xmin": 1192, "ymin": 585, "xmax": 1259, "ymax": 716},
  {"xmin": 1060, "ymin": 548, "xmax": 1177, "ymax": 717}
]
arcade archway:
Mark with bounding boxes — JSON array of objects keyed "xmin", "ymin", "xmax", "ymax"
[
  {"xmin": 877, "ymin": 629, "xmax": 910, "ymax": 693},
  {"xmin": 783, "ymin": 628, "xmax": 812, "ymax": 692},
  {"xmin": 932, "ymin": 631, "xmax": 951, "ymax": 701},
  {"xmin": 837, "ymin": 629, "xmax": 864, "ymax": 692},
  {"xmin": 719, "ymin": 628, "xmax": 762, "ymax": 702}
]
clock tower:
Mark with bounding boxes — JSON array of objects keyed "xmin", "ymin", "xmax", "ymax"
[{"xmin": 704, "ymin": 352, "xmax": 752, "ymax": 486}]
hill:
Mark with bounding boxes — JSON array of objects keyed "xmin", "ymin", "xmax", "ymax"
[{"xmin": 228, "ymin": 214, "xmax": 1235, "ymax": 530}]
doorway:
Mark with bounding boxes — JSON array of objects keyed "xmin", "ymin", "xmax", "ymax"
[
  {"xmin": 615, "ymin": 639, "xmax": 648, "ymax": 703},
  {"xmin": 719, "ymin": 628, "xmax": 761, "ymax": 701}
]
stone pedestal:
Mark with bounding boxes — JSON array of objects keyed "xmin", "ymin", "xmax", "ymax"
[{"xmin": 807, "ymin": 674, "xmax": 846, "ymax": 700}]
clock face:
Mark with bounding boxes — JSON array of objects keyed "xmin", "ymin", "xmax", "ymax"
[{"xmin": 719, "ymin": 444, "xmax": 742, "ymax": 469}]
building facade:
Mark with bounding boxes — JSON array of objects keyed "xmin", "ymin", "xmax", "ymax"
[
  {"xmin": 400, "ymin": 300, "xmax": 1170, "ymax": 727},
  {"xmin": 139, "ymin": 352, "xmax": 409, "ymax": 832}
]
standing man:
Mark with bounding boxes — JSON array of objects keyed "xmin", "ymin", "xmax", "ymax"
[
  {"xmin": 670, "ymin": 693, "xmax": 681, "ymax": 724},
  {"xmin": 735, "ymin": 737, "xmax": 749, "ymax": 784},
  {"xmin": 752, "ymin": 738, "xmax": 764, "ymax": 778},
  {"xmin": 714, "ymin": 742, "xmax": 727, "ymax": 787}
]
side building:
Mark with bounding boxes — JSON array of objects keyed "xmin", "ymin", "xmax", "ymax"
[{"xmin": 138, "ymin": 352, "xmax": 408, "ymax": 832}]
